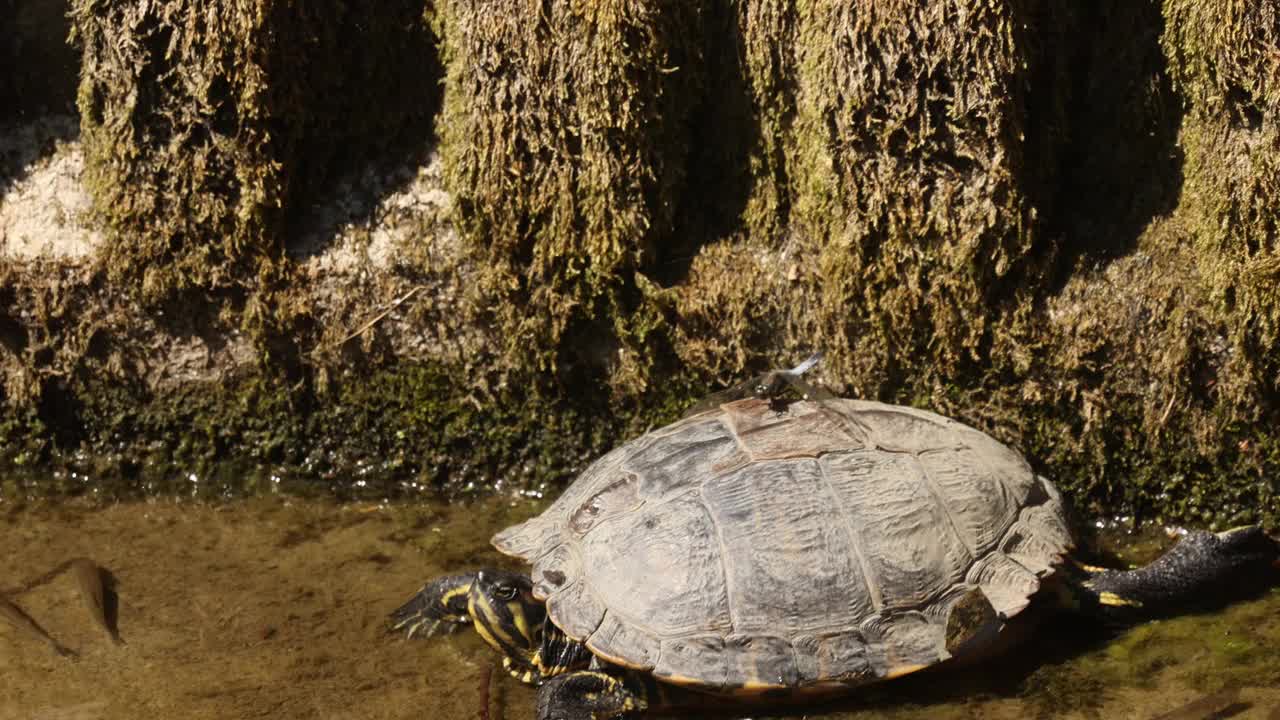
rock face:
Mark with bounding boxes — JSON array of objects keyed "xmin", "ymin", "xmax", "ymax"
[{"xmin": 0, "ymin": 0, "xmax": 1276, "ymax": 526}]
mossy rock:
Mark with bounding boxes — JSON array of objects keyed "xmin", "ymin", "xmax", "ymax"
[
  {"xmin": 70, "ymin": 0, "xmax": 439, "ymax": 299},
  {"xmin": 432, "ymin": 0, "xmax": 705, "ymax": 381},
  {"xmin": 2, "ymin": 0, "xmax": 1279, "ymax": 527},
  {"xmin": 1162, "ymin": 0, "xmax": 1280, "ymax": 405}
]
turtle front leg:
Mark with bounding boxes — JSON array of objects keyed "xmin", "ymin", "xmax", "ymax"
[
  {"xmin": 389, "ymin": 573, "xmax": 478, "ymax": 639},
  {"xmin": 392, "ymin": 570, "xmax": 576, "ymax": 685},
  {"xmin": 536, "ymin": 671, "xmax": 648, "ymax": 720}
]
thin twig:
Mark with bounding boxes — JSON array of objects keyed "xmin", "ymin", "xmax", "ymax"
[
  {"xmin": 316, "ymin": 285, "xmax": 428, "ymax": 356},
  {"xmin": 1158, "ymin": 393, "xmax": 1177, "ymax": 426}
]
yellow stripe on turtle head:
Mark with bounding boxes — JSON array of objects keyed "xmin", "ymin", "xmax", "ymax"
[
  {"xmin": 508, "ymin": 600, "xmax": 536, "ymax": 646},
  {"xmin": 468, "ymin": 594, "xmax": 514, "ymax": 652},
  {"xmin": 1069, "ymin": 558, "xmax": 1110, "ymax": 574},
  {"xmin": 441, "ymin": 585, "xmax": 470, "ymax": 604}
]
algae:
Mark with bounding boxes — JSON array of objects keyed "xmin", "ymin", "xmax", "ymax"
[{"xmin": 0, "ymin": 354, "xmax": 696, "ymax": 502}]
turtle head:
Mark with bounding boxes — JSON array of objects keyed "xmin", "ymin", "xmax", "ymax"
[{"xmin": 468, "ymin": 570, "xmax": 547, "ymax": 666}]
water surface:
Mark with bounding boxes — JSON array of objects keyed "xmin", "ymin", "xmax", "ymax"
[{"xmin": 1, "ymin": 494, "xmax": 1277, "ymax": 719}]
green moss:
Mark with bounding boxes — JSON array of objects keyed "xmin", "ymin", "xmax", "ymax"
[
  {"xmin": 1161, "ymin": 0, "xmax": 1280, "ymax": 405},
  {"xmin": 0, "ymin": 356, "xmax": 706, "ymax": 501},
  {"xmin": 1162, "ymin": 0, "xmax": 1280, "ymax": 120},
  {"xmin": 0, "ymin": 407, "xmax": 48, "ymax": 470},
  {"xmin": 1100, "ymin": 590, "xmax": 1280, "ymax": 691}
]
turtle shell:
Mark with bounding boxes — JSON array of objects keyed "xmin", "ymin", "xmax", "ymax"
[{"xmin": 493, "ymin": 398, "xmax": 1072, "ymax": 693}]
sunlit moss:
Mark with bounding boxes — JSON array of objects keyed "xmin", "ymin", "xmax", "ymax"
[
  {"xmin": 70, "ymin": 0, "xmax": 438, "ymax": 300},
  {"xmin": 432, "ymin": 0, "xmax": 705, "ymax": 383}
]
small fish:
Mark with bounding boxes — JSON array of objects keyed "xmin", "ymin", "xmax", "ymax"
[
  {"xmin": 0, "ymin": 594, "xmax": 75, "ymax": 657},
  {"xmin": 1150, "ymin": 687, "xmax": 1245, "ymax": 720},
  {"xmin": 68, "ymin": 558, "xmax": 123, "ymax": 645}
]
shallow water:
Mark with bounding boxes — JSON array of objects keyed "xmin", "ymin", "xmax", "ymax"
[{"xmin": 0, "ymin": 493, "xmax": 1277, "ymax": 720}]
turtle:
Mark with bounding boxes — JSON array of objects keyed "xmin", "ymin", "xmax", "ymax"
[{"xmin": 391, "ymin": 393, "xmax": 1280, "ymax": 720}]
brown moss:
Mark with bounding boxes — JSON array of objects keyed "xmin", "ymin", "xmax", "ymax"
[
  {"xmin": 0, "ymin": 255, "xmax": 657, "ymax": 499},
  {"xmin": 70, "ymin": 0, "xmax": 439, "ymax": 299},
  {"xmin": 432, "ymin": 0, "xmax": 705, "ymax": 381},
  {"xmin": 977, "ymin": 221, "xmax": 1274, "ymax": 527},
  {"xmin": 707, "ymin": 0, "xmax": 1059, "ymax": 389},
  {"xmin": 664, "ymin": 0, "xmax": 1279, "ymax": 527}
]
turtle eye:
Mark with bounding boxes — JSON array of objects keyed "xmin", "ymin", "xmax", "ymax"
[{"xmin": 495, "ymin": 584, "xmax": 519, "ymax": 600}]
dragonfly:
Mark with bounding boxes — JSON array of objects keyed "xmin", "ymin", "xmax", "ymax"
[{"xmin": 682, "ymin": 351, "xmax": 835, "ymax": 418}]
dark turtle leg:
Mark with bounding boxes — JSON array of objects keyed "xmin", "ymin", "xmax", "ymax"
[
  {"xmin": 1074, "ymin": 526, "xmax": 1280, "ymax": 619},
  {"xmin": 535, "ymin": 671, "xmax": 647, "ymax": 720},
  {"xmin": 536, "ymin": 669, "xmax": 726, "ymax": 720}
]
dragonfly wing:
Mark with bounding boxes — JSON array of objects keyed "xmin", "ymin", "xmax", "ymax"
[
  {"xmin": 786, "ymin": 351, "xmax": 824, "ymax": 377},
  {"xmin": 681, "ymin": 374, "xmax": 764, "ymax": 418},
  {"xmin": 681, "ymin": 353, "xmax": 827, "ymax": 418}
]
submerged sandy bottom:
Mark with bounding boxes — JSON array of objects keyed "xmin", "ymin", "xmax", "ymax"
[{"xmin": 1, "ymin": 496, "xmax": 1278, "ymax": 720}]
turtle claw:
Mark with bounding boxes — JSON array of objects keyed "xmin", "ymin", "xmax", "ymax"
[
  {"xmin": 388, "ymin": 574, "xmax": 475, "ymax": 640},
  {"xmin": 397, "ymin": 617, "xmax": 467, "ymax": 640},
  {"xmin": 389, "ymin": 609, "xmax": 468, "ymax": 640},
  {"xmin": 502, "ymin": 656, "xmax": 545, "ymax": 685},
  {"xmin": 390, "ymin": 615, "xmax": 425, "ymax": 639}
]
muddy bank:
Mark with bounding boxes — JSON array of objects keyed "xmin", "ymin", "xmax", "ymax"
[{"xmin": 1, "ymin": 495, "xmax": 1279, "ymax": 720}]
